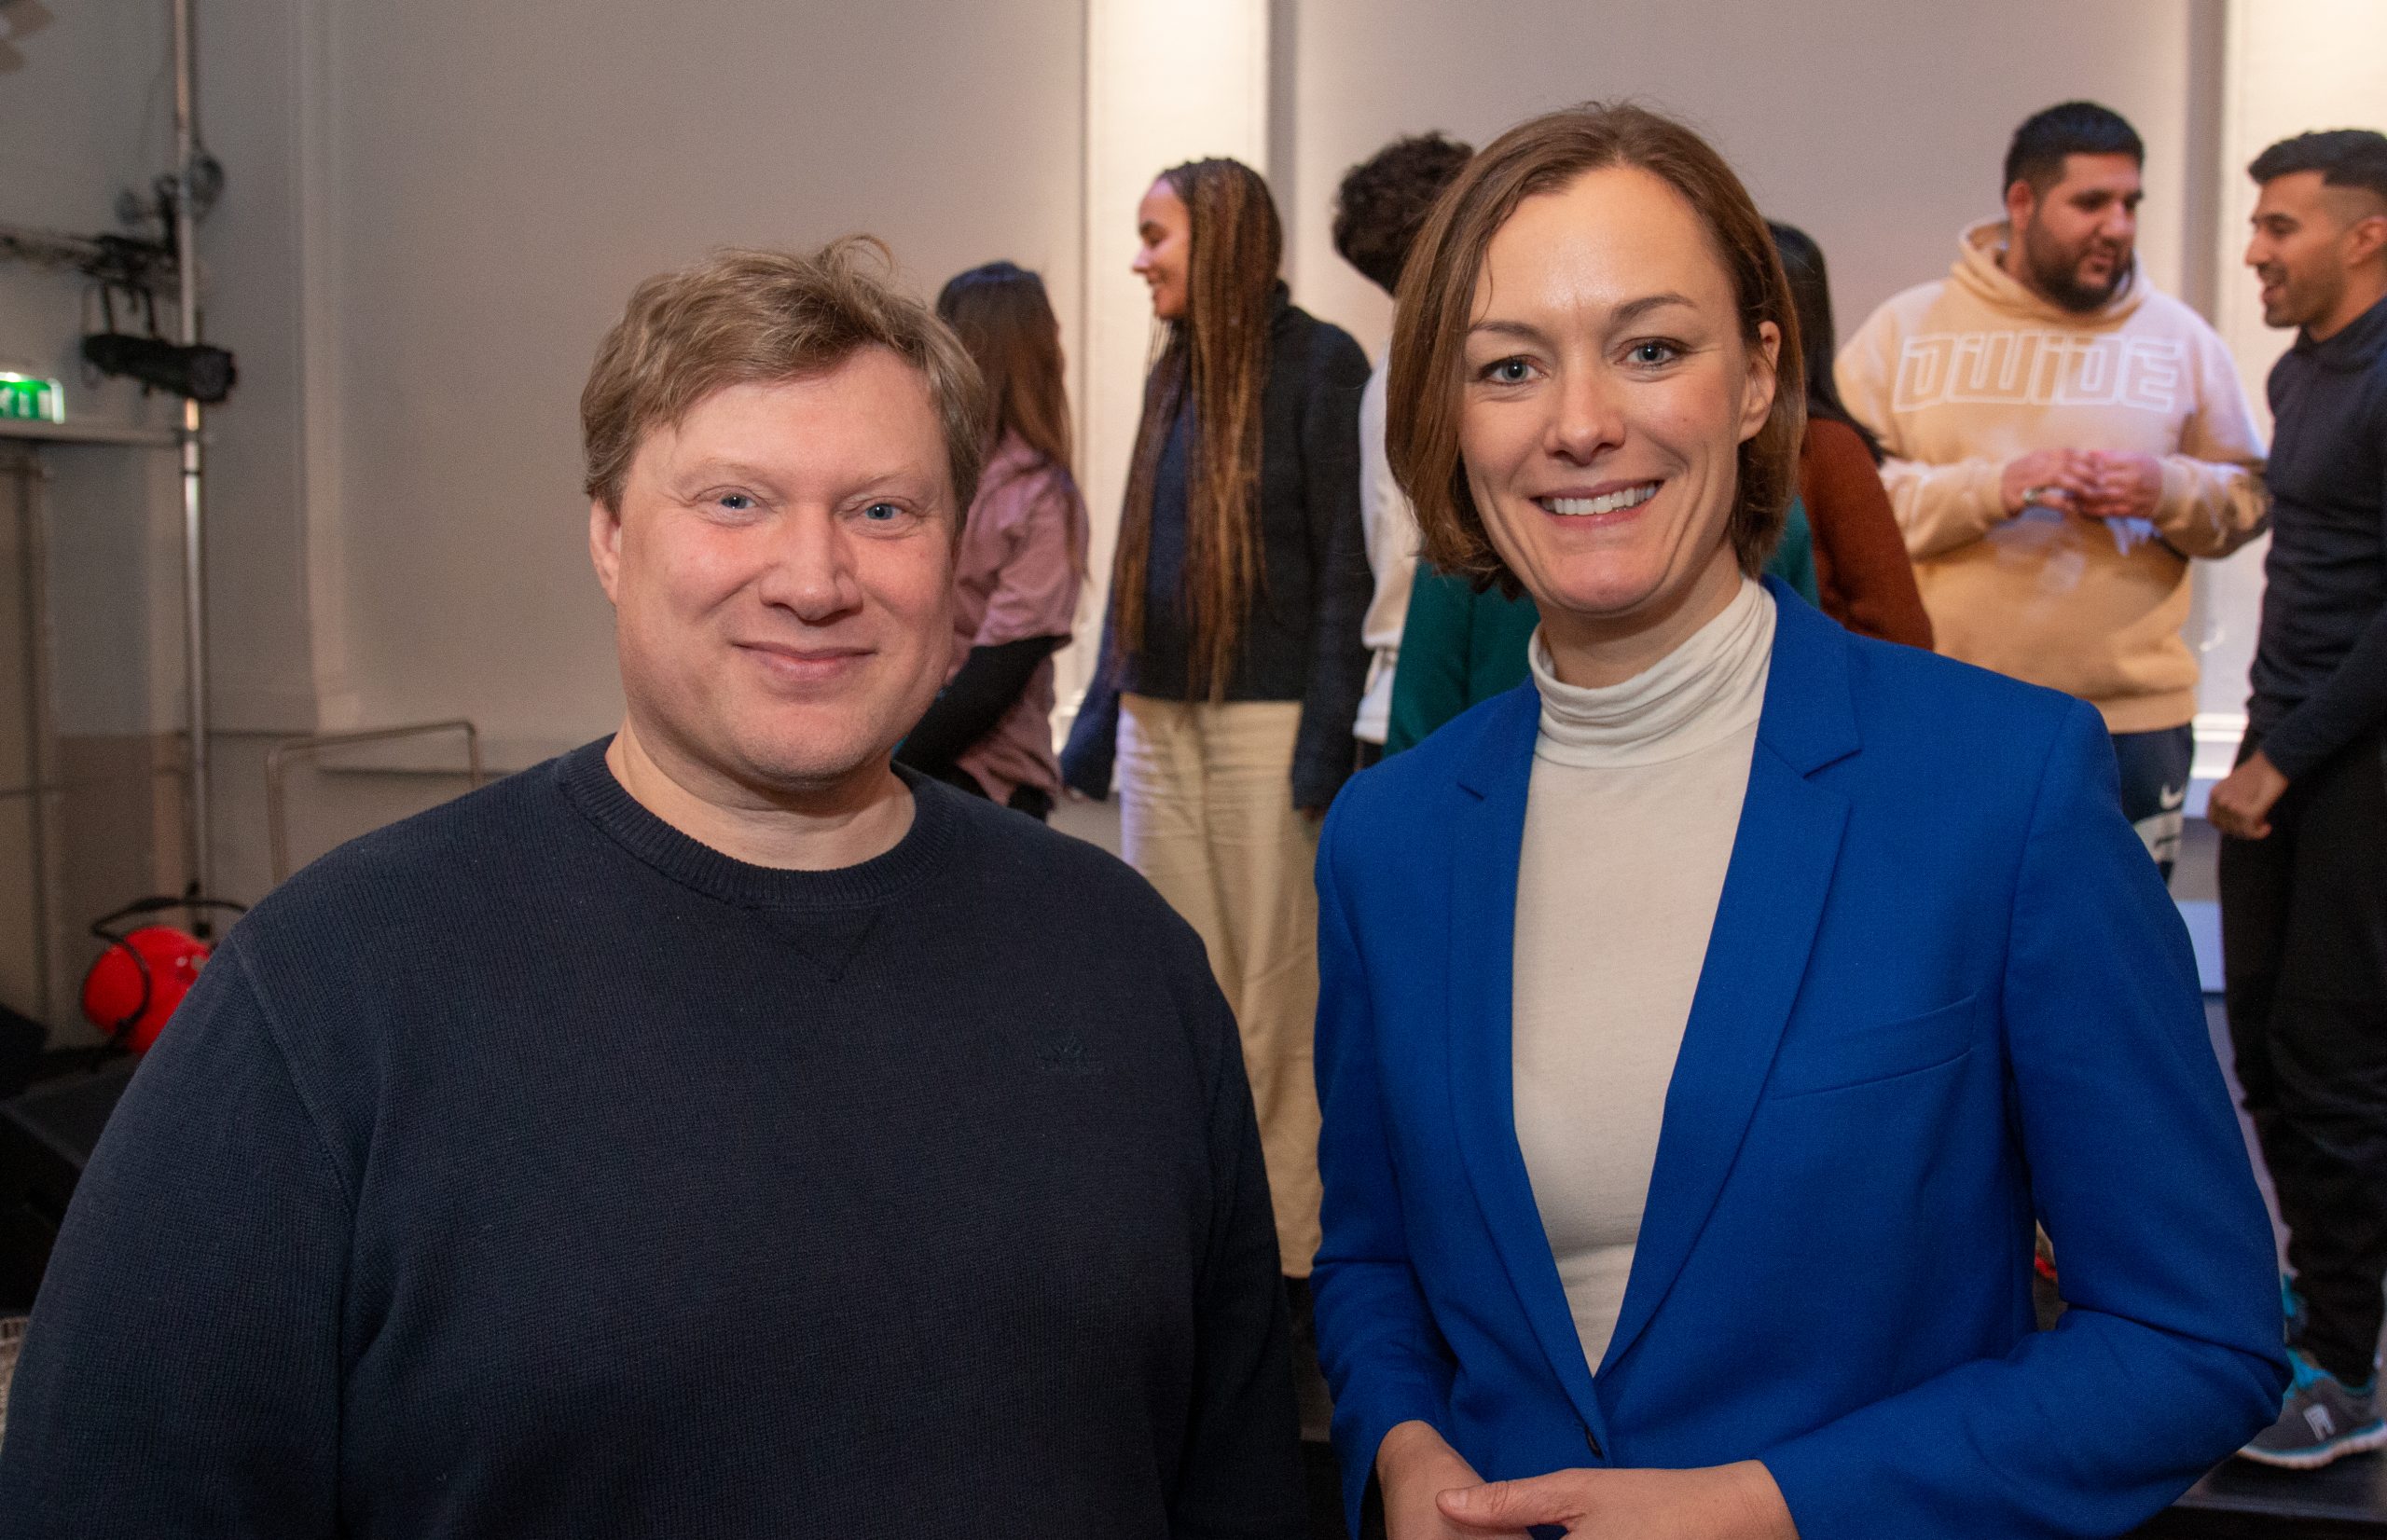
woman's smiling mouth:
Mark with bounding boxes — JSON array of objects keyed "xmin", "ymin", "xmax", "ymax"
[{"xmin": 1538, "ymin": 482, "xmax": 1662, "ymax": 516}]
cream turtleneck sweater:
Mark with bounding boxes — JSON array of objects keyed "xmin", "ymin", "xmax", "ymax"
[{"xmin": 1512, "ymin": 576, "xmax": 1775, "ymax": 1372}]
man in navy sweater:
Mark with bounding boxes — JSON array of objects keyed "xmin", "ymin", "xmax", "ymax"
[
  {"xmin": 2218, "ymin": 130, "xmax": 2387, "ymax": 1472},
  {"xmin": 0, "ymin": 241, "xmax": 1306, "ymax": 1537}
]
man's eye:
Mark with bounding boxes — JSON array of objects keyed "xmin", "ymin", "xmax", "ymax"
[
  {"xmin": 862, "ymin": 502, "xmax": 903, "ymax": 521},
  {"xmin": 716, "ymin": 492, "xmax": 755, "ymax": 512}
]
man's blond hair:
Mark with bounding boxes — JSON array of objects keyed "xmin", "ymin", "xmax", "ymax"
[{"xmin": 581, "ymin": 239, "xmax": 987, "ymax": 525}]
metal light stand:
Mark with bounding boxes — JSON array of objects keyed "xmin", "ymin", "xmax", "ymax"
[{"xmin": 168, "ymin": 0, "xmax": 214, "ymax": 921}]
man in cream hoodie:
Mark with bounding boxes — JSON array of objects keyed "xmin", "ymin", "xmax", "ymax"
[{"xmin": 1839, "ymin": 102, "xmax": 2266, "ymax": 875}]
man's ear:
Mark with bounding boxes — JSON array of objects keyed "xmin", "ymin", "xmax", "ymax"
[
  {"xmin": 2004, "ymin": 178, "xmax": 2037, "ymax": 232},
  {"xmin": 2347, "ymin": 211, "xmax": 2387, "ymax": 272},
  {"xmin": 589, "ymin": 498, "xmax": 624, "ymax": 604}
]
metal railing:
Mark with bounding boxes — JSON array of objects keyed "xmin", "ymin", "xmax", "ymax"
[{"xmin": 265, "ymin": 720, "xmax": 483, "ymax": 884}]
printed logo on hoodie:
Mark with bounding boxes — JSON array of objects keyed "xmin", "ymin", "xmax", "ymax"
[{"xmin": 1893, "ymin": 331, "xmax": 2187, "ymax": 416}]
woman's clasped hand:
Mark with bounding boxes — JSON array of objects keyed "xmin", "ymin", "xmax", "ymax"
[{"xmin": 1379, "ymin": 1421, "xmax": 1796, "ymax": 1540}]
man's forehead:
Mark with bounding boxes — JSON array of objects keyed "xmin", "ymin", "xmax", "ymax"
[
  {"xmin": 2052, "ymin": 153, "xmax": 2143, "ymax": 196},
  {"xmin": 2255, "ymin": 171, "xmax": 2327, "ymax": 216},
  {"xmin": 653, "ymin": 365, "xmax": 943, "ymax": 475}
]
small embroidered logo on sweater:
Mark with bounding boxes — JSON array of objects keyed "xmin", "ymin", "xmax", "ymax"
[{"xmin": 1038, "ymin": 1033, "xmax": 1101, "ymax": 1076}]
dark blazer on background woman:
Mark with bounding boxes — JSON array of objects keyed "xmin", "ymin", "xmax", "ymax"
[
  {"xmin": 1062, "ymin": 286, "xmax": 1373, "ymax": 809},
  {"xmin": 1312, "ymin": 582, "xmax": 2284, "ymax": 1539}
]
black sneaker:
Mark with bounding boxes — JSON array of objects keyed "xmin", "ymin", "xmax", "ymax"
[{"xmin": 2239, "ymin": 1349, "xmax": 2387, "ymax": 1469}]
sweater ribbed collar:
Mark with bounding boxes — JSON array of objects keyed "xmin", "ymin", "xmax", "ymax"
[
  {"xmin": 553, "ymin": 738, "xmax": 959, "ymax": 910},
  {"xmin": 2297, "ymin": 291, "xmax": 2387, "ymax": 372},
  {"xmin": 1527, "ymin": 579, "xmax": 1774, "ymax": 768}
]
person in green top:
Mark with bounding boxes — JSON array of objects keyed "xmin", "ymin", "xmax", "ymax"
[{"xmin": 1384, "ymin": 497, "xmax": 1816, "ymax": 753}]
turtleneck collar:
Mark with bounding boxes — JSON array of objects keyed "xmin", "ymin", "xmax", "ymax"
[{"xmin": 1528, "ymin": 577, "xmax": 1774, "ymax": 768}]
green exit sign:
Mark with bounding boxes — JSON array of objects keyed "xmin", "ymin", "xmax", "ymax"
[{"xmin": 0, "ymin": 372, "xmax": 64, "ymax": 423}]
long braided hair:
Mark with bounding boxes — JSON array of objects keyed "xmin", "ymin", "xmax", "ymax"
[{"xmin": 1111, "ymin": 158, "xmax": 1283, "ymax": 700}]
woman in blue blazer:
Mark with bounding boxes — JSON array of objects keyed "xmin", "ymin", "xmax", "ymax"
[{"xmin": 1311, "ymin": 103, "xmax": 2285, "ymax": 1540}]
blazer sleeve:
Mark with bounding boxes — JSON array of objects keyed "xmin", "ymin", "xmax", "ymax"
[
  {"xmin": 1290, "ymin": 330, "xmax": 1376, "ymax": 809},
  {"xmin": 1758, "ymin": 701, "xmax": 2288, "ymax": 1539},
  {"xmin": 1311, "ymin": 815, "xmax": 1458, "ymax": 1537}
]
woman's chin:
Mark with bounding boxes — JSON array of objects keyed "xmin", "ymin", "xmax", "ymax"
[{"xmin": 1532, "ymin": 568, "xmax": 1670, "ymax": 626}]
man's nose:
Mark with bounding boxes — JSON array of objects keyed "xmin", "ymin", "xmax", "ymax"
[{"xmin": 756, "ymin": 510, "xmax": 862, "ymax": 622}]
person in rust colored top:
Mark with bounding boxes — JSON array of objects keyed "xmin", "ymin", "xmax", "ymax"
[{"xmin": 1772, "ymin": 221, "xmax": 1934, "ymax": 650}]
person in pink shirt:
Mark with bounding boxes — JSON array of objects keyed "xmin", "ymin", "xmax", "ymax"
[{"xmin": 895, "ymin": 262, "xmax": 1088, "ymax": 819}]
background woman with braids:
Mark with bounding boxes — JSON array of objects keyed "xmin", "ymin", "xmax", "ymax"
[{"xmin": 1063, "ymin": 157, "xmax": 1373, "ymax": 1282}]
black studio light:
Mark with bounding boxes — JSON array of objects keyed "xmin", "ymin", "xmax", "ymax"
[{"xmin": 79, "ymin": 331, "xmax": 236, "ymax": 405}]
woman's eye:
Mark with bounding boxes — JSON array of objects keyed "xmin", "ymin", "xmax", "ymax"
[
  {"xmin": 1627, "ymin": 340, "xmax": 1681, "ymax": 366},
  {"xmin": 715, "ymin": 492, "xmax": 756, "ymax": 512},
  {"xmin": 1483, "ymin": 357, "xmax": 1533, "ymax": 384}
]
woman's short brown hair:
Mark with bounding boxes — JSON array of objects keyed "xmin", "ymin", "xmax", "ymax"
[
  {"xmin": 1387, "ymin": 102, "xmax": 1805, "ymax": 591},
  {"xmin": 581, "ymin": 238, "xmax": 986, "ymax": 527}
]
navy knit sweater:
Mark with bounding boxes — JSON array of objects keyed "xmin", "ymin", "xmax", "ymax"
[
  {"xmin": 2250, "ymin": 293, "xmax": 2387, "ymax": 779},
  {"xmin": 0, "ymin": 743, "xmax": 1304, "ymax": 1539}
]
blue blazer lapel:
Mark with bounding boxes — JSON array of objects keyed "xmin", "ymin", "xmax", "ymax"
[
  {"xmin": 1444, "ymin": 686, "xmax": 1608, "ymax": 1436},
  {"xmin": 1597, "ymin": 585, "xmax": 1861, "ymax": 1377}
]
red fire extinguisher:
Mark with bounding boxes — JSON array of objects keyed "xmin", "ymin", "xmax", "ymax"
[{"xmin": 79, "ymin": 897, "xmax": 246, "ymax": 1054}]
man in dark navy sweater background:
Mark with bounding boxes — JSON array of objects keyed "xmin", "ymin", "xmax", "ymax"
[
  {"xmin": 0, "ymin": 240, "xmax": 1306, "ymax": 1537},
  {"xmin": 2218, "ymin": 130, "xmax": 2387, "ymax": 1472}
]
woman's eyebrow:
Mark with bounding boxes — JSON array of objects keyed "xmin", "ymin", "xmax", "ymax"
[
  {"xmin": 1610, "ymin": 292, "xmax": 1696, "ymax": 325},
  {"xmin": 1466, "ymin": 318, "xmax": 1552, "ymax": 347},
  {"xmin": 1468, "ymin": 292, "xmax": 1699, "ymax": 347}
]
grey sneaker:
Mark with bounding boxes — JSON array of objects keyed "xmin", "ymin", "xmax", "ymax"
[{"xmin": 2240, "ymin": 1349, "xmax": 2387, "ymax": 1469}]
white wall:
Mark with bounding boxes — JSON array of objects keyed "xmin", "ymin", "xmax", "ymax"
[
  {"xmin": 195, "ymin": 0, "xmax": 327, "ymax": 736},
  {"xmin": 1284, "ymin": 0, "xmax": 2212, "ymax": 371},
  {"xmin": 2185, "ymin": 0, "xmax": 2387, "ymax": 775},
  {"xmin": 21, "ymin": 0, "xmax": 2325, "ymax": 868},
  {"xmin": 0, "ymin": 1, "xmax": 327, "ymax": 748},
  {"xmin": 305, "ymin": 0, "xmax": 1086, "ymax": 766},
  {"xmin": 0, "ymin": 0, "xmax": 188, "ymax": 738},
  {"xmin": 211, "ymin": 0, "xmax": 2273, "ymax": 775},
  {"xmin": 0, "ymin": 1, "xmax": 179, "ymax": 436},
  {"xmin": 1277, "ymin": 0, "xmax": 2280, "ymax": 752},
  {"xmin": 1076, "ymin": 0, "xmax": 1271, "ymax": 712}
]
